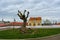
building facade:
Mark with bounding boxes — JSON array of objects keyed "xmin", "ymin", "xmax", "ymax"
[{"xmin": 28, "ymin": 17, "xmax": 42, "ymax": 26}]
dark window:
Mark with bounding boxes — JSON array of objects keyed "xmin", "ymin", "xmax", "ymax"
[
  {"xmin": 38, "ymin": 23, "xmax": 40, "ymax": 25},
  {"xmin": 29, "ymin": 23, "xmax": 31, "ymax": 26},
  {"xmin": 33, "ymin": 23, "xmax": 35, "ymax": 26}
]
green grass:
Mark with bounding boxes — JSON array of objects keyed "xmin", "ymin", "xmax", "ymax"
[{"xmin": 0, "ymin": 28, "xmax": 60, "ymax": 39}]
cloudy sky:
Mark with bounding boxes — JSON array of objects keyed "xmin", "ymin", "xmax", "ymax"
[{"xmin": 0, "ymin": 0, "xmax": 60, "ymax": 22}]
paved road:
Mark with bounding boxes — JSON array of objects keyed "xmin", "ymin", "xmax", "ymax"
[
  {"xmin": 25, "ymin": 34, "xmax": 60, "ymax": 40},
  {"xmin": 0, "ymin": 25, "xmax": 60, "ymax": 31},
  {"xmin": 0, "ymin": 25, "xmax": 60, "ymax": 29}
]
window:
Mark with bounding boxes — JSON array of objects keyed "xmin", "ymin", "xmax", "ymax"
[
  {"xmin": 33, "ymin": 23, "xmax": 35, "ymax": 26},
  {"xmin": 29, "ymin": 23, "xmax": 31, "ymax": 26},
  {"xmin": 38, "ymin": 23, "xmax": 40, "ymax": 25}
]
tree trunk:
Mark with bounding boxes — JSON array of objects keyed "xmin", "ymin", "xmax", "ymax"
[
  {"xmin": 20, "ymin": 19, "xmax": 28, "ymax": 33},
  {"xmin": 23, "ymin": 19, "xmax": 26, "ymax": 27}
]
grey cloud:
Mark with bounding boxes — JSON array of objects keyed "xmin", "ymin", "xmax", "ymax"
[{"xmin": 0, "ymin": 0, "xmax": 60, "ymax": 21}]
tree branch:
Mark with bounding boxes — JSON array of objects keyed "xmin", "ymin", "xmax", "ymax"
[
  {"xmin": 18, "ymin": 10, "xmax": 22, "ymax": 16},
  {"xmin": 23, "ymin": 10, "xmax": 26, "ymax": 15},
  {"xmin": 26, "ymin": 11, "xmax": 29, "ymax": 18},
  {"xmin": 17, "ymin": 13, "xmax": 21, "ymax": 17}
]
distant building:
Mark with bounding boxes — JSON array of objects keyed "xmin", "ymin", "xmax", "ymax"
[
  {"xmin": 0, "ymin": 19, "xmax": 10, "ymax": 27},
  {"xmin": 28, "ymin": 17, "xmax": 42, "ymax": 26},
  {"xmin": 0, "ymin": 23, "xmax": 6, "ymax": 27},
  {"xmin": 0, "ymin": 21, "xmax": 4, "ymax": 24},
  {"xmin": 0, "ymin": 19, "xmax": 10, "ymax": 24},
  {"xmin": 0, "ymin": 19, "xmax": 4, "ymax": 24},
  {"xmin": 43, "ymin": 19, "xmax": 52, "ymax": 25},
  {"xmin": 55, "ymin": 23, "xmax": 60, "ymax": 25},
  {"xmin": 6, "ymin": 22, "xmax": 28, "ymax": 26}
]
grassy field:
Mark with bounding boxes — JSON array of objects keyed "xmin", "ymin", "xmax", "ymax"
[{"xmin": 0, "ymin": 28, "xmax": 60, "ymax": 39}]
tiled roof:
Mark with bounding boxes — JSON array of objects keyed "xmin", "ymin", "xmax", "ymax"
[
  {"xmin": 0, "ymin": 24, "xmax": 6, "ymax": 27},
  {"xmin": 29, "ymin": 17, "xmax": 41, "ymax": 20},
  {"xmin": 0, "ymin": 22, "xmax": 28, "ymax": 27},
  {"xmin": 6, "ymin": 22, "xmax": 28, "ymax": 26}
]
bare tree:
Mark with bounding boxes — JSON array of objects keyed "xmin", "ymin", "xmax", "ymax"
[{"xmin": 17, "ymin": 10, "xmax": 30, "ymax": 33}]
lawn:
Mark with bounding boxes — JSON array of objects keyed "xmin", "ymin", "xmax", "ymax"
[{"xmin": 0, "ymin": 28, "xmax": 60, "ymax": 39}]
